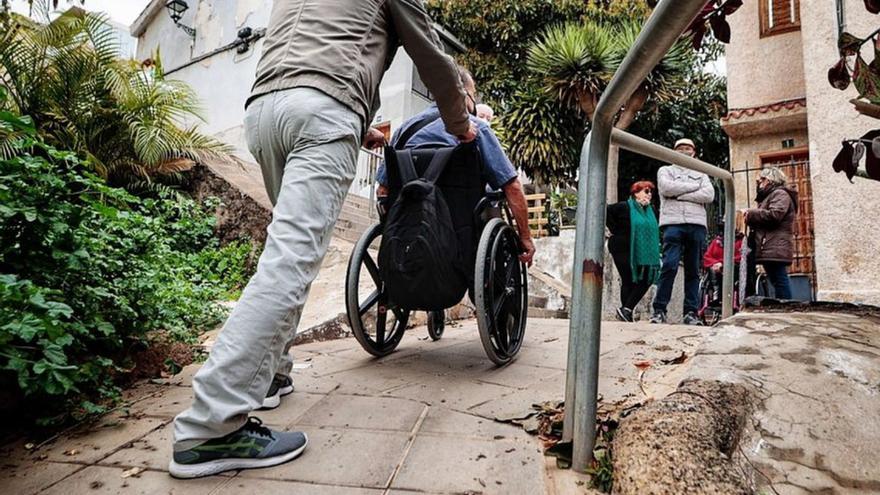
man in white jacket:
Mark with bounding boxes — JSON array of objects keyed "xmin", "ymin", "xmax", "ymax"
[{"xmin": 650, "ymin": 138, "xmax": 715, "ymax": 325}]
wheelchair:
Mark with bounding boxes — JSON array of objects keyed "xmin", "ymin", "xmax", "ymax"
[
  {"xmin": 697, "ymin": 266, "xmax": 741, "ymax": 326},
  {"xmin": 344, "ymin": 142, "xmax": 528, "ymax": 365}
]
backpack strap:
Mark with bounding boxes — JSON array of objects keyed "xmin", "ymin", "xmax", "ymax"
[
  {"xmin": 396, "ymin": 150, "xmax": 419, "ymax": 184},
  {"xmin": 423, "ymin": 147, "xmax": 454, "ymax": 184},
  {"xmin": 395, "ymin": 146, "xmax": 455, "ymax": 186},
  {"xmin": 395, "ymin": 113, "xmax": 442, "ymax": 150}
]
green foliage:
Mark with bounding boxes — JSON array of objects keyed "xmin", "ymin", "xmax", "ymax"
[
  {"xmin": 495, "ymin": 84, "xmax": 585, "ymax": 186},
  {"xmin": 430, "ymin": 0, "xmax": 727, "ymax": 188},
  {"xmin": 0, "ymin": 104, "xmax": 250, "ymax": 423},
  {"xmin": 0, "ymin": 3, "xmax": 226, "ymax": 189},
  {"xmin": 528, "ymin": 21, "xmax": 616, "ymax": 113}
]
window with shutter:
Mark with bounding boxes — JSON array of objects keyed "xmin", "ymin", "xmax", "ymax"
[{"xmin": 759, "ymin": 0, "xmax": 801, "ymax": 37}]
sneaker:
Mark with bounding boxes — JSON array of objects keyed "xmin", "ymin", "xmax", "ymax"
[
  {"xmin": 615, "ymin": 307, "xmax": 634, "ymax": 323},
  {"xmin": 169, "ymin": 417, "xmax": 308, "ymax": 479},
  {"xmin": 261, "ymin": 374, "xmax": 295, "ymax": 410},
  {"xmin": 682, "ymin": 312, "xmax": 703, "ymax": 326},
  {"xmin": 649, "ymin": 310, "xmax": 667, "ymax": 324}
]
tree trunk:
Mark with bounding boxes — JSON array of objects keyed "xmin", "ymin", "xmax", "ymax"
[
  {"xmin": 615, "ymin": 84, "xmax": 650, "ymax": 130},
  {"xmin": 576, "ymin": 89, "xmax": 598, "ymax": 123}
]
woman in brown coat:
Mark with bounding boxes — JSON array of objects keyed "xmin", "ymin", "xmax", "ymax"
[{"xmin": 744, "ymin": 167, "xmax": 798, "ymax": 299}]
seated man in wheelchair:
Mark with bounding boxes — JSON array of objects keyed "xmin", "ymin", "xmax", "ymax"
[{"xmin": 375, "ymin": 67, "xmax": 535, "ymax": 266}]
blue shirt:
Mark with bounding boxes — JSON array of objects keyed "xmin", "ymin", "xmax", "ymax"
[{"xmin": 376, "ymin": 105, "xmax": 517, "ymax": 190}]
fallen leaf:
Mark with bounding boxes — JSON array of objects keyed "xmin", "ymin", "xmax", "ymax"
[
  {"xmin": 634, "ymin": 360, "xmax": 652, "ymax": 370},
  {"xmin": 24, "ymin": 443, "xmax": 34, "ymax": 450},
  {"xmin": 121, "ymin": 467, "xmax": 145, "ymax": 478},
  {"xmin": 660, "ymin": 351, "xmax": 688, "ymax": 365},
  {"xmin": 63, "ymin": 449, "xmax": 79, "ymax": 456}
]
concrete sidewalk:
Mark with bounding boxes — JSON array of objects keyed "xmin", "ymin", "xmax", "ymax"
[{"xmin": 0, "ymin": 318, "xmax": 702, "ymax": 495}]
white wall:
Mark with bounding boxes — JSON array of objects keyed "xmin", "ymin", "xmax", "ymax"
[
  {"xmin": 801, "ymin": 0, "xmax": 880, "ymax": 305},
  {"xmin": 134, "ymin": 0, "xmax": 424, "ymax": 162}
]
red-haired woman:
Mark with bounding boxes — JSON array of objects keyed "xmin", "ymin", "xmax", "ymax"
[{"xmin": 606, "ymin": 181, "xmax": 661, "ymax": 322}]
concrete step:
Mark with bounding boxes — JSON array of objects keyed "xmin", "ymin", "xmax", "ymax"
[{"xmin": 528, "ymin": 306, "xmax": 569, "ymax": 319}]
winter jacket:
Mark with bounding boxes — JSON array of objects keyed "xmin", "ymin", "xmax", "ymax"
[
  {"xmin": 702, "ymin": 235, "xmax": 743, "ymax": 268},
  {"xmin": 656, "ymin": 165, "xmax": 715, "ymax": 228},
  {"xmin": 606, "ymin": 200, "xmax": 659, "ymax": 255},
  {"xmin": 746, "ymin": 185, "xmax": 798, "ymax": 264},
  {"xmin": 249, "ymin": 0, "xmax": 470, "ymax": 138}
]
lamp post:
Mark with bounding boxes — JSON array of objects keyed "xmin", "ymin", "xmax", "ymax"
[{"xmin": 165, "ymin": 0, "xmax": 196, "ymax": 39}]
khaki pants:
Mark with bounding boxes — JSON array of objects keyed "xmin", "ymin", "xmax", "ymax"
[{"xmin": 173, "ymin": 87, "xmax": 361, "ymax": 448}]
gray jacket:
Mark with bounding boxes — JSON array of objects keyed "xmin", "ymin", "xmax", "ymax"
[
  {"xmin": 249, "ymin": 0, "xmax": 470, "ymax": 138},
  {"xmin": 657, "ymin": 165, "xmax": 715, "ymax": 228}
]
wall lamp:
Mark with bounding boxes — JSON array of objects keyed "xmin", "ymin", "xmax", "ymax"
[{"xmin": 165, "ymin": 0, "xmax": 196, "ymax": 39}]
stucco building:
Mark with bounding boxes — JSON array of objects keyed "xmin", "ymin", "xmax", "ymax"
[
  {"xmin": 722, "ymin": 0, "xmax": 880, "ymax": 305},
  {"xmin": 130, "ymin": 0, "xmax": 461, "ymax": 199}
]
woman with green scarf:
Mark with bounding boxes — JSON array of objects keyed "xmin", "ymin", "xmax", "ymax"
[{"xmin": 606, "ymin": 181, "xmax": 661, "ymax": 322}]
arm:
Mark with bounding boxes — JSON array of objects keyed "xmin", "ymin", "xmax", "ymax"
[
  {"xmin": 676, "ymin": 175, "xmax": 715, "ymax": 204},
  {"xmin": 389, "ymin": 0, "xmax": 470, "ymax": 137},
  {"xmin": 746, "ymin": 190, "xmax": 792, "ymax": 227},
  {"xmin": 703, "ymin": 239, "xmax": 722, "ymax": 268},
  {"xmin": 657, "ymin": 166, "xmax": 700, "ymax": 198},
  {"xmin": 502, "ymin": 178, "xmax": 535, "ymax": 266}
]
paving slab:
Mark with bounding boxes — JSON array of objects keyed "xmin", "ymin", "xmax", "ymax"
[
  {"xmin": 41, "ymin": 415, "xmax": 167, "ymax": 464},
  {"xmin": 418, "ymin": 406, "xmax": 525, "ymax": 441},
  {"xmin": 297, "ymin": 394, "xmax": 425, "ymax": 432},
  {"xmin": 0, "ymin": 460, "xmax": 82, "ymax": 495},
  {"xmin": 128, "ymin": 385, "xmax": 195, "ymax": 419},
  {"xmin": 239, "ymin": 427, "xmax": 411, "ymax": 488},
  {"xmin": 391, "ymin": 434, "xmax": 545, "ymax": 495},
  {"xmin": 215, "ymin": 478, "xmax": 383, "ymax": 494},
  {"xmin": 40, "ymin": 465, "xmax": 228, "ymax": 494}
]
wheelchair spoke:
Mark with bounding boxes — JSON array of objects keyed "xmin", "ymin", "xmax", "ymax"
[
  {"xmin": 376, "ymin": 293, "xmax": 388, "ymax": 346},
  {"xmin": 363, "ymin": 253, "xmax": 381, "ymax": 286},
  {"xmin": 492, "ymin": 290, "xmax": 509, "ymax": 322},
  {"xmin": 359, "ymin": 290, "xmax": 380, "ymax": 316}
]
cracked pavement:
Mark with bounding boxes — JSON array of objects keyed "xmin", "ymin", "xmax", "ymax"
[
  {"xmin": 684, "ymin": 311, "xmax": 880, "ymax": 494},
  {"xmin": 0, "ymin": 318, "xmax": 701, "ymax": 495}
]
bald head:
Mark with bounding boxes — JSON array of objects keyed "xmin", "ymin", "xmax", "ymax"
[{"xmin": 476, "ymin": 103, "xmax": 494, "ymax": 123}]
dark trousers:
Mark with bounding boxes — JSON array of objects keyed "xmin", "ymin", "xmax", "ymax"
[
  {"xmin": 653, "ymin": 224, "xmax": 706, "ymax": 314},
  {"xmin": 611, "ymin": 251, "xmax": 653, "ymax": 310},
  {"xmin": 762, "ymin": 261, "xmax": 792, "ymax": 300}
]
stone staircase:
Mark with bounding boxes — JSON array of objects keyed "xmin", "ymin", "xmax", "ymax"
[{"xmin": 334, "ymin": 193, "xmax": 378, "ymax": 243}]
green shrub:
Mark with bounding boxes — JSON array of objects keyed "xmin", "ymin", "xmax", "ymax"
[{"xmin": 0, "ymin": 102, "xmax": 250, "ymax": 423}]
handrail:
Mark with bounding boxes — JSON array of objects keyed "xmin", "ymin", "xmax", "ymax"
[{"xmin": 562, "ymin": 0, "xmax": 729, "ymax": 473}]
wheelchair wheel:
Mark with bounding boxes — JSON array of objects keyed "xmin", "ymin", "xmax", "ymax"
[
  {"xmin": 426, "ymin": 310, "xmax": 445, "ymax": 341},
  {"xmin": 345, "ymin": 224, "xmax": 410, "ymax": 357},
  {"xmin": 475, "ymin": 218, "xmax": 528, "ymax": 366}
]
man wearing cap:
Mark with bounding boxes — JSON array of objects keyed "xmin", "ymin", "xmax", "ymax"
[{"xmin": 650, "ymin": 138, "xmax": 715, "ymax": 325}]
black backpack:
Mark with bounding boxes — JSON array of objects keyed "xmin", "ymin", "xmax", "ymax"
[{"xmin": 378, "ymin": 118, "xmax": 469, "ymax": 311}]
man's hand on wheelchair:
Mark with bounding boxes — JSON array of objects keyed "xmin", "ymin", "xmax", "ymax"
[
  {"xmin": 711, "ymin": 262, "xmax": 722, "ymax": 273},
  {"xmin": 456, "ymin": 122, "xmax": 478, "ymax": 144},
  {"xmin": 363, "ymin": 127, "xmax": 386, "ymax": 150},
  {"xmin": 519, "ymin": 237, "xmax": 535, "ymax": 267}
]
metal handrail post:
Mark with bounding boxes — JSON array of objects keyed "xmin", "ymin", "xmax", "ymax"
[{"xmin": 563, "ymin": 0, "xmax": 710, "ymax": 472}]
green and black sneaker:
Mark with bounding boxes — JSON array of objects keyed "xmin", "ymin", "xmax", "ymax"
[{"xmin": 169, "ymin": 417, "xmax": 307, "ymax": 479}]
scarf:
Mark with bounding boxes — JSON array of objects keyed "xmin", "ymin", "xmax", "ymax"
[{"xmin": 628, "ymin": 197, "xmax": 661, "ymax": 284}]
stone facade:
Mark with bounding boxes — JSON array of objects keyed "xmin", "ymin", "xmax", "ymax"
[{"xmin": 722, "ymin": 0, "xmax": 880, "ymax": 305}]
